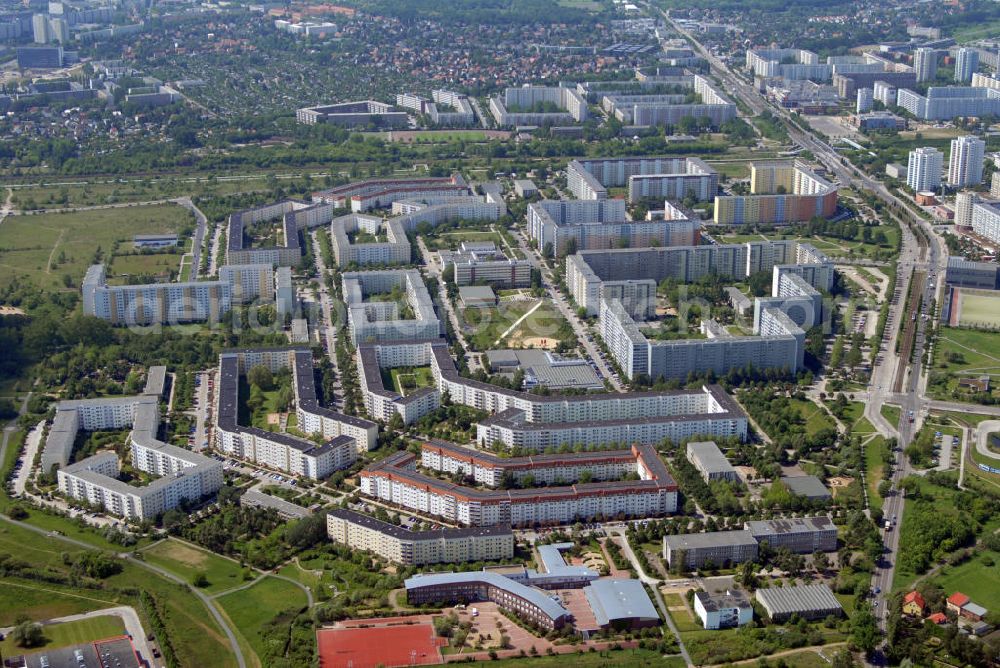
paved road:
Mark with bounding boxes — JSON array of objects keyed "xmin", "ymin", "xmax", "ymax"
[
  {"xmin": 606, "ymin": 527, "xmax": 691, "ymax": 665},
  {"xmin": 175, "ymin": 197, "xmax": 209, "ymax": 280},
  {"xmin": 12, "ymin": 420, "xmax": 44, "ymax": 496},
  {"xmin": 509, "ymin": 227, "xmax": 624, "ymax": 391},
  {"xmin": 0, "ymin": 605, "xmax": 156, "ymax": 665}
]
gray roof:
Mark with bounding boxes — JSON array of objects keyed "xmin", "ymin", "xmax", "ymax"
[
  {"xmin": 535, "ymin": 543, "xmax": 598, "ymax": 579},
  {"xmin": 404, "ymin": 571, "xmax": 568, "ymax": 621},
  {"xmin": 695, "ymin": 589, "xmax": 752, "ymax": 613},
  {"xmin": 143, "ymin": 365, "xmax": 167, "ymax": 397},
  {"xmin": 964, "ymin": 602, "xmax": 988, "ymax": 617},
  {"xmin": 780, "ymin": 475, "xmax": 831, "ymax": 499},
  {"xmin": 755, "ymin": 584, "xmax": 842, "ymax": 617},
  {"xmin": 686, "ymin": 441, "xmax": 735, "ymax": 475},
  {"xmin": 663, "ymin": 530, "xmax": 757, "ymax": 551},
  {"xmin": 584, "ymin": 579, "xmax": 659, "ymax": 626},
  {"xmin": 241, "ymin": 489, "xmax": 311, "ymax": 519},
  {"xmin": 458, "ymin": 285, "xmax": 497, "ymax": 301},
  {"xmin": 745, "ymin": 516, "xmax": 834, "ymax": 538}
]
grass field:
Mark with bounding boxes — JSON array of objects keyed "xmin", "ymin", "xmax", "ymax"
[
  {"xmin": 0, "ymin": 204, "xmax": 193, "ymax": 292},
  {"xmin": 0, "ymin": 519, "xmax": 237, "ymax": 668},
  {"xmin": 7, "ymin": 173, "xmax": 306, "ymax": 211},
  {"xmin": 424, "ymin": 229, "xmax": 504, "ymax": 252},
  {"xmin": 141, "ymin": 538, "xmax": 247, "ymax": 593},
  {"xmin": 0, "ymin": 615, "xmax": 125, "ymax": 655},
  {"xmin": 716, "ymin": 227, "xmax": 898, "ymax": 261},
  {"xmin": 216, "ymin": 576, "xmax": 308, "ymax": 662},
  {"xmin": 387, "ymin": 366, "xmax": 436, "ymax": 396},
  {"xmin": 928, "ymin": 549, "xmax": 1000, "ymax": 612},
  {"xmin": 865, "ymin": 436, "xmax": 888, "ymax": 514},
  {"xmin": 932, "ymin": 328, "xmax": 1000, "ymax": 401},
  {"xmin": 956, "ymin": 290, "xmax": 1000, "ymax": 328},
  {"xmin": 107, "ymin": 251, "xmax": 184, "ymax": 283},
  {"xmin": 0, "ymin": 578, "xmax": 118, "ymax": 626},
  {"xmin": 881, "ymin": 404, "xmax": 901, "ymax": 427},
  {"xmin": 790, "ymin": 398, "xmax": 837, "ymax": 437}
]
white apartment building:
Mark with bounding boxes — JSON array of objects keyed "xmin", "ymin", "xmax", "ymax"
[
  {"xmin": 972, "ymin": 200, "xmax": 1000, "ymax": 245},
  {"xmin": 948, "ymin": 136, "xmax": 986, "ymax": 188},
  {"xmin": 82, "ymin": 264, "xmax": 232, "ymax": 326},
  {"xmin": 56, "ymin": 402, "xmax": 222, "ymax": 522},
  {"xmin": 913, "ymin": 48, "xmax": 937, "ymax": 82},
  {"xmin": 214, "ymin": 349, "xmax": 378, "ymax": 479},
  {"xmin": 342, "ymin": 269, "xmax": 441, "ymax": 344},
  {"xmin": 218, "ymin": 264, "xmax": 275, "ymax": 303},
  {"xmin": 907, "ymin": 147, "xmax": 943, "ymax": 192},
  {"xmin": 326, "ymin": 509, "xmax": 514, "ymax": 565}
]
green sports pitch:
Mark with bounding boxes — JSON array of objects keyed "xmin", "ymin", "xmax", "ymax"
[{"xmin": 953, "ymin": 288, "xmax": 1000, "ymax": 328}]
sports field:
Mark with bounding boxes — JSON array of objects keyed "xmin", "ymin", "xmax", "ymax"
[
  {"xmin": 317, "ymin": 622, "xmax": 444, "ymax": 668},
  {"xmin": 953, "ymin": 288, "xmax": 1000, "ymax": 328},
  {"xmin": 0, "ymin": 204, "xmax": 193, "ymax": 292},
  {"xmin": 0, "ymin": 615, "xmax": 125, "ymax": 656}
]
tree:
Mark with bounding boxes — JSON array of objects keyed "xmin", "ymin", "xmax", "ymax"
[
  {"xmin": 193, "ymin": 572, "xmax": 210, "ymax": 587},
  {"xmin": 813, "ymin": 550, "xmax": 829, "ymax": 572},
  {"xmin": 247, "ymin": 365, "xmax": 274, "ymax": 391},
  {"xmin": 851, "ymin": 603, "xmax": 878, "ymax": 653},
  {"xmin": 12, "ymin": 621, "xmax": 45, "ymax": 648}
]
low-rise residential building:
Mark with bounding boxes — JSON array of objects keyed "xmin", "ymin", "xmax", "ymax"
[{"xmin": 326, "ymin": 509, "xmax": 514, "ymax": 565}]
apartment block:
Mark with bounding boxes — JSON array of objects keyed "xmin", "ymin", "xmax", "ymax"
[
  {"xmin": 566, "ymin": 156, "xmax": 719, "ymax": 202},
  {"xmin": 663, "ymin": 530, "xmax": 759, "ymax": 569},
  {"xmin": 327, "ymin": 509, "xmax": 514, "ymax": 565},
  {"xmin": 714, "ymin": 161, "xmax": 837, "ymax": 225}
]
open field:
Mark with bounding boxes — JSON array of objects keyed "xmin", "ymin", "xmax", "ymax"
[
  {"xmin": 7, "ymin": 173, "xmax": 312, "ymax": 211},
  {"xmin": 0, "ymin": 518, "xmax": 237, "ymax": 668},
  {"xmin": 0, "ymin": 615, "xmax": 125, "ymax": 656},
  {"xmin": 107, "ymin": 251, "xmax": 185, "ymax": 283},
  {"xmin": 865, "ymin": 436, "xmax": 888, "ymax": 514},
  {"xmin": 463, "ymin": 298, "xmax": 572, "ymax": 351},
  {"xmin": 0, "ymin": 578, "xmax": 117, "ymax": 626},
  {"xmin": 954, "ymin": 289, "xmax": 1000, "ymax": 328},
  {"xmin": 931, "ymin": 327, "xmax": 1000, "ymax": 401},
  {"xmin": 216, "ymin": 576, "xmax": 308, "ymax": 662},
  {"xmin": 387, "ymin": 366, "xmax": 436, "ymax": 396},
  {"xmin": 0, "ymin": 204, "xmax": 193, "ymax": 292},
  {"xmin": 927, "ymin": 549, "xmax": 1000, "ymax": 612},
  {"xmin": 790, "ymin": 398, "xmax": 837, "ymax": 437},
  {"xmin": 141, "ymin": 538, "xmax": 247, "ymax": 593},
  {"xmin": 387, "ymin": 130, "xmax": 511, "ymax": 143}
]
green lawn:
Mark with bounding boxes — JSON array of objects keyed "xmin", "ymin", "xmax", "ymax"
[
  {"xmin": 881, "ymin": 404, "xmax": 901, "ymax": 427},
  {"xmin": 388, "ymin": 366, "xmax": 436, "ymax": 396},
  {"xmin": 107, "ymin": 250, "xmax": 185, "ymax": 283},
  {"xmin": 0, "ymin": 578, "xmax": 118, "ymax": 626},
  {"xmin": 0, "ymin": 519, "xmax": 237, "ymax": 668},
  {"xmin": 0, "ymin": 204, "xmax": 193, "ymax": 292},
  {"xmin": 141, "ymin": 538, "xmax": 247, "ymax": 593},
  {"xmin": 425, "ymin": 229, "xmax": 504, "ymax": 252},
  {"xmin": 0, "ymin": 615, "xmax": 125, "ymax": 656},
  {"xmin": 216, "ymin": 576, "xmax": 308, "ymax": 662},
  {"xmin": 931, "ymin": 328, "xmax": 1000, "ymax": 401},
  {"xmin": 404, "ymin": 130, "xmax": 489, "ymax": 142},
  {"xmin": 928, "ymin": 549, "xmax": 1000, "ymax": 612},
  {"xmin": 864, "ymin": 436, "xmax": 888, "ymax": 514},
  {"xmin": 957, "ymin": 291, "xmax": 1000, "ymax": 328},
  {"xmin": 790, "ymin": 398, "xmax": 837, "ymax": 437}
]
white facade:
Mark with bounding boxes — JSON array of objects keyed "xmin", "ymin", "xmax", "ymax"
[
  {"xmin": 907, "ymin": 147, "xmax": 943, "ymax": 192},
  {"xmin": 914, "ymin": 48, "xmax": 937, "ymax": 83},
  {"xmin": 948, "ymin": 136, "xmax": 985, "ymax": 188}
]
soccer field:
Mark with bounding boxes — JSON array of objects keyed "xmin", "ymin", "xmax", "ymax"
[{"xmin": 958, "ymin": 290, "xmax": 1000, "ymax": 328}]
